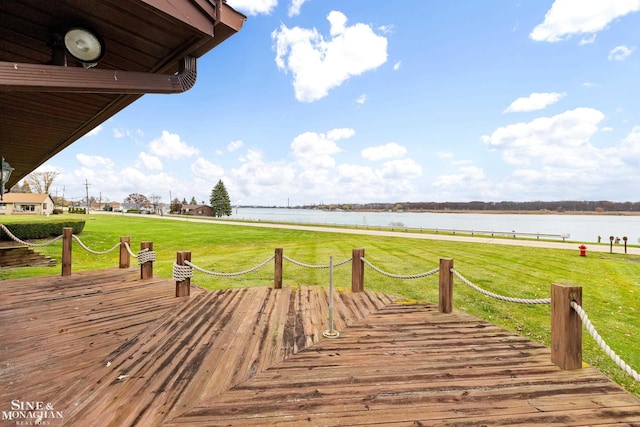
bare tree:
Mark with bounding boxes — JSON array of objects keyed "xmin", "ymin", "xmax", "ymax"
[{"xmin": 26, "ymin": 171, "xmax": 59, "ymax": 194}]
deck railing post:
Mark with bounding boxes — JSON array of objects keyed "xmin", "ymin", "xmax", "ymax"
[
  {"xmin": 176, "ymin": 251, "xmax": 191, "ymax": 297},
  {"xmin": 274, "ymin": 247, "xmax": 283, "ymax": 289},
  {"xmin": 438, "ymin": 258, "xmax": 454, "ymax": 313},
  {"xmin": 62, "ymin": 227, "xmax": 72, "ymax": 276},
  {"xmin": 351, "ymin": 248, "xmax": 365, "ymax": 292},
  {"xmin": 140, "ymin": 241, "xmax": 153, "ymax": 280},
  {"xmin": 119, "ymin": 236, "xmax": 130, "ymax": 268},
  {"xmin": 551, "ymin": 284, "xmax": 582, "ymax": 370}
]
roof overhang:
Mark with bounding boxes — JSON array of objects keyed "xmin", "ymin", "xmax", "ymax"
[{"xmin": 0, "ymin": 0, "xmax": 245, "ymax": 189}]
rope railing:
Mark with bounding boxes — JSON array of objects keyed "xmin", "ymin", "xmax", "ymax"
[
  {"xmin": 362, "ymin": 256, "xmax": 439, "ymax": 280},
  {"xmin": 0, "ymin": 223, "xmax": 64, "ymax": 247},
  {"xmin": 182, "ymin": 255, "xmax": 275, "ymax": 278},
  {"xmin": 122, "ymin": 241, "xmax": 154, "ymax": 265},
  {"xmin": 452, "ymin": 268, "xmax": 551, "ymax": 305},
  {"xmin": 283, "ymin": 255, "xmax": 352, "ymax": 269},
  {"xmin": 123, "ymin": 241, "xmax": 139, "ymax": 258},
  {"xmin": 570, "ymin": 301, "xmax": 640, "ymax": 382},
  {"xmin": 72, "ymin": 234, "xmax": 121, "ymax": 255}
]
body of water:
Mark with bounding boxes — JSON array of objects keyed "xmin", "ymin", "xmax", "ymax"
[{"xmin": 228, "ymin": 208, "xmax": 640, "ymax": 244}]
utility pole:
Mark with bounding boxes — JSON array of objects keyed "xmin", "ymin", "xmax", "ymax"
[{"xmin": 84, "ymin": 179, "xmax": 90, "ymax": 213}]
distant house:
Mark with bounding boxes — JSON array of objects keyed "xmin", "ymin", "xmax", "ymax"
[
  {"xmin": 180, "ymin": 204, "xmax": 213, "ymax": 217},
  {"xmin": 0, "ymin": 193, "xmax": 55, "ymax": 215}
]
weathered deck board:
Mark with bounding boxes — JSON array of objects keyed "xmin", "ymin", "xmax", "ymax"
[
  {"xmin": 168, "ymin": 303, "xmax": 640, "ymax": 426},
  {"xmin": 1, "ymin": 269, "xmax": 639, "ymax": 426},
  {"xmin": 0, "ymin": 268, "xmax": 201, "ymax": 419}
]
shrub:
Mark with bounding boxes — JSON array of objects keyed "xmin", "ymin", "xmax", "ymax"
[{"xmin": 0, "ymin": 220, "xmax": 85, "ymax": 240}]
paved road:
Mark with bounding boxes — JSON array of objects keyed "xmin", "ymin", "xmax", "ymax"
[{"xmin": 112, "ymin": 212, "xmax": 640, "ymax": 256}]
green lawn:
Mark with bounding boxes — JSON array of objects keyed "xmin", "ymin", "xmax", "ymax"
[{"xmin": 2, "ymin": 213, "xmax": 639, "ymax": 397}]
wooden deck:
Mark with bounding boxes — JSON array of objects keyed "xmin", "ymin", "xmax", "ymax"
[{"xmin": 1, "ymin": 269, "xmax": 639, "ymax": 426}]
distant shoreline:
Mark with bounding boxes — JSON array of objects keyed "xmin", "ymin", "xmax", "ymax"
[
  {"xmin": 242, "ymin": 206, "xmax": 640, "ymax": 216},
  {"xmin": 401, "ymin": 209, "xmax": 640, "ymax": 216},
  {"xmin": 340, "ymin": 209, "xmax": 640, "ymax": 216}
]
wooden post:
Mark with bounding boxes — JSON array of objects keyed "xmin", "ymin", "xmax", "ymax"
[
  {"xmin": 351, "ymin": 248, "xmax": 365, "ymax": 293},
  {"xmin": 140, "ymin": 241, "xmax": 153, "ymax": 280},
  {"xmin": 119, "ymin": 236, "xmax": 130, "ymax": 268},
  {"xmin": 551, "ymin": 284, "xmax": 582, "ymax": 370},
  {"xmin": 176, "ymin": 251, "xmax": 191, "ymax": 297},
  {"xmin": 61, "ymin": 227, "xmax": 72, "ymax": 276},
  {"xmin": 438, "ymin": 258, "xmax": 454, "ymax": 313},
  {"xmin": 274, "ymin": 247, "xmax": 283, "ymax": 289}
]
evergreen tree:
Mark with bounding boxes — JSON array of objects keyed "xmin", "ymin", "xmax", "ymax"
[
  {"xmin": 190, "ymin": 196, "xmax": 198, "ymax": 205},
  {"xmin": 210, "ymin": 179, "xmax": 232, "ymax": 217}
]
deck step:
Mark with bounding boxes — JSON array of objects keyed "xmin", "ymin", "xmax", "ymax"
[{"xmin": 0, "ymin": 246, "xmax": 56, "ymax": 267}]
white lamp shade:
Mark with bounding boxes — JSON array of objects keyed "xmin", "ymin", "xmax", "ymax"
[{"xmin": 64, "ymin": 28, "xmax": 104, "ymax": 64}]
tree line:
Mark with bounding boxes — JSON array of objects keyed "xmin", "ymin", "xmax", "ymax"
[{"xmin": 297, "ymin": 200, "xmax": 640, "ymax": 212}]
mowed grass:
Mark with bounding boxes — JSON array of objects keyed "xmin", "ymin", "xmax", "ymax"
[{"xmin": 2, "ymin": 213, "xmax": 639, "ymax": 397}]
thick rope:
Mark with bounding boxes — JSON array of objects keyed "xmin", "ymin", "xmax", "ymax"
[
  {"xmin": 123, "ymin": 242, "xmax": 139, "ymax": 258},
  {"xmin": 571, "ymin": 301, "xmax": 640, "ymax": 382},
  {"xmin": 72, "ymin": 235, "xmax": 121, "ymax": 255},
  {"xmin": 0, "ymin": 223, "xmax": 63, "ymax": 247},
  {"xmin": 137, "ymin": 250, "xmax": 156, "ymax": 265},
  {"xmin": 452, "ymin": 269, "xmax": 551, "ymax": 304},
  {"xmin": 362, "ymin": 257, "xmax": 439, "ymax": 280},
  {"xmin": 185, "ymin": 255, "xmax": 275, "ymax": 277},
  {"xmin": 283, "ymin": 255, "xmax": 352, "ymax": 269},
  {"xmin": 173, "ymin": 263, "xmax": 194, "ymax": 281}
]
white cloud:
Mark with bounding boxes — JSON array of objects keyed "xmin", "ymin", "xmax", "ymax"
[
  {"xmin": 76, "ymin": 154, "xmax": 113, "ymax": 168},
  {"xmin": 619, "ymin": 125, "xmax": 640, "ymax": 162},
  {"xmin": 482, "ymin": 107, "xmax": 606, "ymax": 167},
  {"xmin": 355, "ymin": 94, "xmax": 367, "ymax": 105},
  {"xmin": 608, "ymin": 45, "xmax": 634, "ymax": 61},
  {"xmin": 530, "ymin": 0, "xmax": 640, "ymax": 42},
  {"xmin": 226, "ymin": 0, "xmax": 277, "ymax": 15},
  {"xmin": 578, "ymin": 34, "xmax": 597, "ymax": 45},
  {"xmin": 326, "ymin": 128, "xmax": 355, "ymax": 141},
  {"xmin": 191, "ymin": 157, "xmax": 224, "ymax": 179},
  {"xmin": 112, "ymin": 128, "xmax": 142, "ymax": 139},
  {"xmin": 288, "ymin": 0, "xmax": 308, "ymax": 17},
  {"xmin": 136, "ymin": 152, "xmax": 163, "ymax": 171},
  {"xmin": 380, "ymin": 158, "xmax": 422, "ymax": 180},
  {"xmin": 433, "ymin": 166, "xmax": 487, "ymax": 189},
  {"xmin": 227, "ymin": 140, "xmax": 244, "ymax": 152},
  {"xmin": 378, "ymin": 25, "xmax": 394, "ymax": 34},
  {"xmin": 503, "ymin": 92, "xmax": 566, "ymax": 113},
  {"xmin": 148, "ymin": 130, "xmax": 199, "ymax": 159},
  {"xmin": 85, "ymin": 125, "xmax": 103, "ymax": 137},
  {"xmin": 361, "ymin": 142, "xmax": 407, "ymax": 161},
  {"xmin": 291, "ymin": 129, "xmax": 349, "ymax": 169},
  {"xmin": 393, "ymin": 61, "xmax": 402, "ymax": 71},
  {"xmin": 272, "ymin": 11, "xmax": 388, "ymax": 102},
  {"xmin": 229, "ymin": 149, "xmax": 296, "ymax": 202}
]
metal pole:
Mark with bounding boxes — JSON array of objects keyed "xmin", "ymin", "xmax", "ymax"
[{"xmin": 323, "ymin": 256, "xmax": 340, "ymax": 338}]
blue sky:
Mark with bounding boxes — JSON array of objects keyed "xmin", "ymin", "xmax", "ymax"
[{"xmin": 39, "ymin": 0, "xmax": 640, "ymax": 206}]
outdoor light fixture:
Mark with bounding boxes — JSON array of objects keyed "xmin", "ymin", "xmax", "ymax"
[
  {"xmin": 63, "ymin": 27, "xmax": 104, "ymax": 68},
  {"xmin": 0, "ymin": 157, "xmax": 14, "ymax": 201}
]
